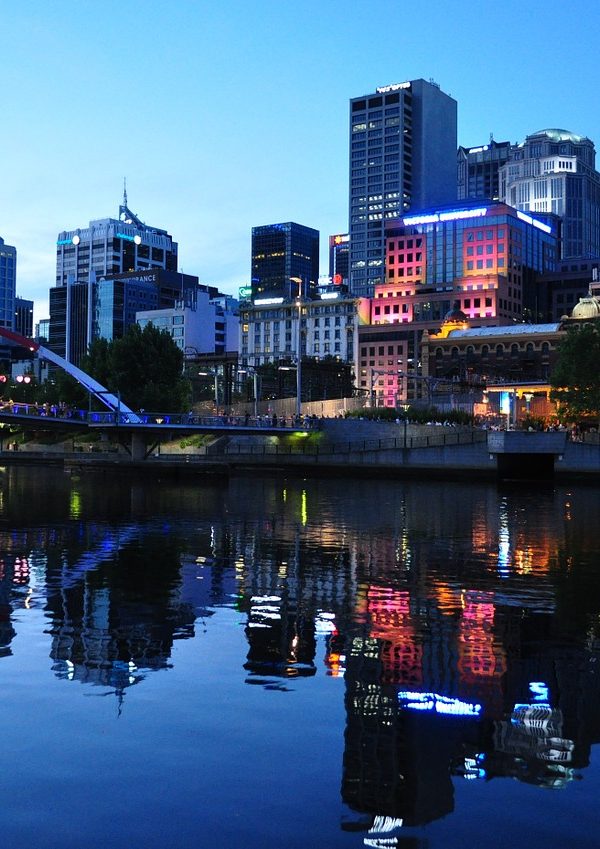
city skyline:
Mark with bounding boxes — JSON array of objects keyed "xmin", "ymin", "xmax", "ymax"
[{"xmin": 3, "ymin": 0, "xmax": 600, "ymax": 323}]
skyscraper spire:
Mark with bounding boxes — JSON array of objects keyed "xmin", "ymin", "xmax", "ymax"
[{"xmin": 123, "ymin": 177, "xmax": 128, "ymax": 207}]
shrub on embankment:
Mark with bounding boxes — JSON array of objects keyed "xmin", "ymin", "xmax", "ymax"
[{"xmin": 344, "ymin": 406, "xmax": 474, "ymax": 426}]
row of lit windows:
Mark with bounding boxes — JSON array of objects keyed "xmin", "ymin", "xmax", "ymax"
[
  {"xmin": 466, "ymin": 244, "xmax": 503, "ymax": 256},
  {"xmin": 387, "ymin": 268, "xmax": 422, "ymax": 278},
  {"xmin": 466, "ymin": 259, "xmax": 503, "ymax": 270}
]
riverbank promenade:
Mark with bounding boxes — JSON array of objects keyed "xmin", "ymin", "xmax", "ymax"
[{"xmin": 2, "ymin": 418, "xmax": 600, "ymax": 481}]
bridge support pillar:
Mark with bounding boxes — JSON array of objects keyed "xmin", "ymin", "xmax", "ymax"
[{"xmin": 130, "ymin": 433, "xmax": 147, "ymax": 461}]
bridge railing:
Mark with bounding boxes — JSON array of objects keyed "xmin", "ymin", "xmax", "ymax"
[
  {"xmin": 0, "ymin": 406, "xmax": 319, "ymax": 430},
  {"xmin": 2, "ymin": 403, "xmax": 89, "ymax": 421}
]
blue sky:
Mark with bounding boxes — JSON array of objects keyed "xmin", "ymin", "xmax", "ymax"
[{"xmin": 3, "ymin": 0, "xmax": 600, "ymax": 324}]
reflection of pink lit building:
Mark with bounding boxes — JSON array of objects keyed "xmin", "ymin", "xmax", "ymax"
[
  {"xmin": 367, "ymin": 585, "xmax": 422, "ymax": 687},
  {"xmin": 457, "ymin": 590, "xmax": 506, "ymax": 711}
]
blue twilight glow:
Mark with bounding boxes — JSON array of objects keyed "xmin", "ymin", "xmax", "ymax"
[
  {"xmin": 398, "ymin": 691, "xmax": 482, "ymax": 716},
  {"xmin": 403, "ymin": 207, "xmax": 487, "ymax": 226}
]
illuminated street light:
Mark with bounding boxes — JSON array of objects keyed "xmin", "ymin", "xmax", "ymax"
[
  {"xmin": 290, "ymin": 277, "xmax": 303, "ymax": 418},
  {"xmin": 197, "ymin": 370, "xmax": 219, "ymax": 408},
  {"xmin": 237, "ymin": 368, "xmax": 259, "ymax": 417}
]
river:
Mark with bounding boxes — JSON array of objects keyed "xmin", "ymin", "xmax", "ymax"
[{"xmin": 0, "ymin": 465, "xmax": 598, "ymax": 848}]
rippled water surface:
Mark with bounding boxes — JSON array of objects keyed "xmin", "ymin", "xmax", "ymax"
[{"xmin": 0, "ymin": 466, "xmax": 599, "ymax": 849}]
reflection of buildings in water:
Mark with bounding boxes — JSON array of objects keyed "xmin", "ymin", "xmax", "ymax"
[
  {"xmin": 46, "ymin": 538, "xmax": 197, "ymax": 696},
  {"xmin": 341, "ymin": 634, "xmax": 461, "ymax": 828},
  {"xmin": 244, "ymin": 593, "xmax": 316, "ymax": 679},
  {"xmin": 340, "ymin": 577, "xmax": 600, "ymax": 828},
  {"xmin": 492, "ymin": 703, "xmax": 576, "ymax": 788},
  {"xmin": 227, "ymin": 524, "xmax": 359, "ymax": 681},
  {"xmin": 457, "ymin": 590, "xmax": 506, "ymax": 716},
  {"xmin": 364, "ymin": 586, "xmax": 422, "ymax": 689},
  {"xmin": 358, "ymin": 582, "xmax": 507, "ymax": 713},
  {"xmin": 0, "ymin": 554, "xmax": 29, "ymax": 656}
]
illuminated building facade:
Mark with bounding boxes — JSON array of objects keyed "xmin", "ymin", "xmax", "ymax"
[
  {"xmin": 381, "ymin": 201, "xmax": 557, "ymax": 325},
  {"xmin": 50, "ymin": 195, "xmax": 179, "ymax": 364},
  {"xmin": 239, "ymin": 293, "xmax": 369, "ymax": 368},
  {"xmin": 457, "ymin": 140, "xmax": 511, "ymax": 202},
  {"xmin": 0, "ymin": 236, "xmax": 16, "ymax": 331},
  {"xmin": 499, "ymin": 129, "xmax": 600, "ymax": 259},
  {"xmin": 328, "ymin": 233, "xmax": 350, "ymax": 286},
  {"xmin": 349, "ymin": 79, "xmax": 457, "ymax": 299},
  {"xmin": 251, "ymin": 222, "xmax": 319, "ymax": 302},
  {"xmin": 422, "ymin": 318, "xmax": 563, "ymax": 385},
  {"xmin": 358, "ymin": 201, "xmax": 557, "ymax": 405}
]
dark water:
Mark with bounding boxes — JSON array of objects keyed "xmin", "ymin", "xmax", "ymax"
[{"xmin": 0, "ymin": 465, "xmax": 598, "ymax": 849}]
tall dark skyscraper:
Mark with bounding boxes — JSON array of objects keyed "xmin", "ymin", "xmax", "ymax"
[
  {"xmin": 328, "ymin": 233, "xmax": 350, "ymax": 286},
  {"xmin": 251, "ymin": 222, "xmax": 319, "ymax": 302},
  {"xmin": 14, "ymin": 296, "xmax": 33, "ymax": 338},
  {"xmin": 457, "ymin": 139, "xmax": 511, "ymax": 201},
  {"xmin": 0, "ymin": 236, "xmax": 16, "ymax": 330},
  {"xmin": 348, "ymin": 78, "xmax": 457, "ymax": 298}
]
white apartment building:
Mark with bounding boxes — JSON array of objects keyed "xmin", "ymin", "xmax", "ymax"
[
  {"xmin": 137, "ymin": 289, "xmax": 238, "ymax": 356},
  {"xmin": 238, "ymin": 293, "xmax": 369, "ymax": 370}
]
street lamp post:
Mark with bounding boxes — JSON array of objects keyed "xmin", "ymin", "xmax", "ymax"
[
  {"xmin": 238, "ymin": 368, "xmax": 260, "ymax": 418},
  {"xmin": 198, "ymin": 370, "xmax": 219, "ymax": 410},
  {"xmin": 290, "ymin": 277, "xmax": 303, "ymax": 419}
]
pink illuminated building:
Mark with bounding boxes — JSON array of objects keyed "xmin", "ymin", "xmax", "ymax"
[{"xmin": 358, "ymin": 201, "xmax": 557, "ymax": 405}]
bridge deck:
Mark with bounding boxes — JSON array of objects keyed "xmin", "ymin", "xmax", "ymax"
[{"xmin": 0, "ymin": 407, "xmax": 317, "ymax": 435}]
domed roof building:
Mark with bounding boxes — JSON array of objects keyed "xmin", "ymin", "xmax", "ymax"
[
  {"xmin": 570, "ymin": 295, "xmax": 600, "ymax": 320},
  {"xmin": 499, "ymin": 127, "xmax": 600, "ymax": 259},
  {"xmin": 519, "ymin": 128, "xmax": 589, "ymax": 146},
  {"xmin": 566, "ymin": 283, "xmax": 600, "ymax": 323}
]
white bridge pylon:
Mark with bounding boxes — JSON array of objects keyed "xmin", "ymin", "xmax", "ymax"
[{"xmin": 0, "ymin": 327, "xmax": 140, "ymax": 420}]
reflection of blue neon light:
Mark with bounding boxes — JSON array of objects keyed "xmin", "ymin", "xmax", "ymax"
[
  {"xmin": 530, "ymin": 681, "xmax": 550, "ymax": 702},
  {"xmin": 398, "ymin": 691, "xmax": 482, "ymax": 716}
]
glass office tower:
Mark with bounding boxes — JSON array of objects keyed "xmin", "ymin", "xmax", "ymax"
[
  {"xmin": 251, "ymin": 222, "xmax": 319, "ymax": 302},
  {"xmin": 0, "ymin": 237, "xmax": 16, "ymax": 330},
  {"xmin": 349, "ymin": 79, "xmax": 457, "ymax": 298}
]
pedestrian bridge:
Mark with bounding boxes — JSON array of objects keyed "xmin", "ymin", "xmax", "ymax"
[
  {"xmin": 0, "ymin": 404, "xmax": 315, "ymax": 433},
  {"xmin": 0, "ymin": 405, "xmax": 319, "ymax": 458}
]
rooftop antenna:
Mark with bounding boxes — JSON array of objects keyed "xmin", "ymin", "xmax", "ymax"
[{"xmin": 123, "ymin": 177, "xmax": 128, "ymax": 208}]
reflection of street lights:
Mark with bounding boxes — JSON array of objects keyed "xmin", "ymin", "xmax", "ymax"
[{"xmin": 290, "ymin": 277, "xmax": 303, "ymax": 418}]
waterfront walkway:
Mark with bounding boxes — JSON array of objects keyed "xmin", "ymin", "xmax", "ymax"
[{"xmin": 0, "ymin": 405, "xmax": 321, "ymax": 435}]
